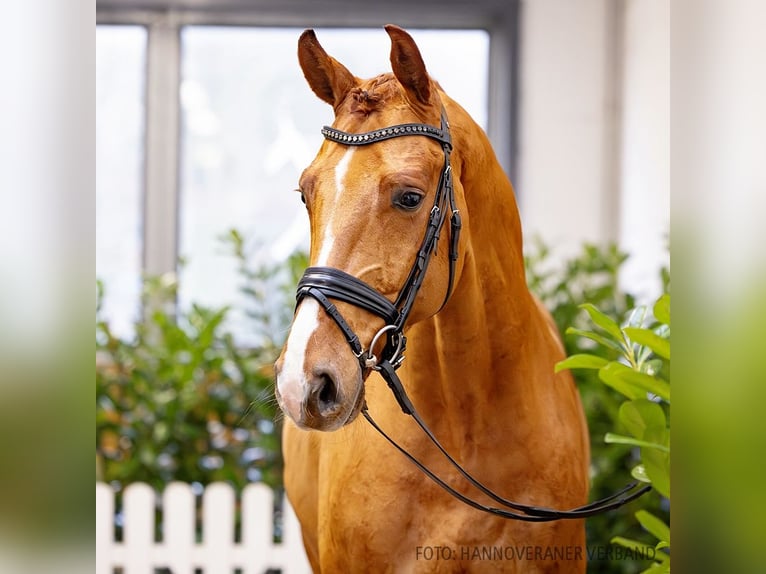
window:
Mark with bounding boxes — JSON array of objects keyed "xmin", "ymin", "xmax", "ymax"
[
  {"xmin": 96, "ymin": 25, "xmax": 146, "ymax": 337},
  {"xmin": 177, "ymin": 27, "xmax": 488, "ymax": 341},
  {"xmin": 94, "ymin": 12, "xmax": 497, "ymax": 341}
]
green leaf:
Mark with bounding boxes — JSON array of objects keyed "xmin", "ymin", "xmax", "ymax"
[
  {"xmin": 624, "ymin": 327, "xmax": 670, "ymax": 360},
  {"xmin": 642, "ymin": 358, "xmax": 665, "ymax": 377},
  {"xmin": 579, "ymin": 303, "xmax": 626, "ymax": 344},
  {"xmin": 610, "ymin": 536, "xmax": 647, "ymax": 550},
  {"xmin": 625, "ymin": 305, "xmax": 650, "ymax": 329},
  {"xmin": 597, "ymin": 364, "xmax": 646, "ymax": 400},
  {"xmin": 565, "ymin": 327, "xmax": 624, "ymax": 352},
  {"xmin": 653, "ymin": 294, "xmax": 670, "ymax": 325},
  {"xmin": 636, "ymin": 510, "xmax": 670, "ymax": 545},
  {"xmin": 599, "ymin": 362, "xmax": 671, "ymax": 402},
  {"xmin": 619, "ymin": 399, "xmax": 667, "ymax": 439},
  {"xmin": 631, "ymin": 464, "xmax": 651, "ymax": 483},
  {"xmin": 604, "ymin": 433, "xmax": 670, "ymax": 453},
  {"xmin": 611, "ymin": 538, "xmax": 670, "ymax": 565},
  {"xmin": 555, "ymin": 354, "xmax": 609, "ymax": 373},
  {"xmin": 643, "ymin": 426, "xmax": 671, "ymax": 498}
]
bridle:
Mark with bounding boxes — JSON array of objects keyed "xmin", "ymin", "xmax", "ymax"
[
  {"xmin": 298, "ymin": 109, "xmax": 460, "ymax": 372},
  {"xmin": 295, "ymin": 107, "xmax": 651, "ymax": 522}
]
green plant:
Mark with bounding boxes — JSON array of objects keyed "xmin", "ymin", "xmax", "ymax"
[
  {"xmin": 221, "ymin": 229, "xmax": 308, "ymax": 353},
  {"xmin": 96, "ymin": 232, "xmax": 669, "ymax": 570},
  {"xmin": 525, "ymin": 238, "xmax": 667, "ymax": 574},
  {"xmin": 556, "ymin": 295, "xmax": 670, "ymax": 573},
  {"xmin": 96, "ymin": 231, "xmax": 308, "ymax": 492},
  {"xmin": 96, "ymin": 274, "xmax": 281, "ymax": 490}
]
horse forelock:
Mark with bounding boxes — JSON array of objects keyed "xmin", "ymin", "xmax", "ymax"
[
  {"xmin": 341, "ymin": 73, "xmax": 440, "ymax": 122},
  {"xmin": 344, "ymin": 74, "xmax": 395, "ymax": 116}
]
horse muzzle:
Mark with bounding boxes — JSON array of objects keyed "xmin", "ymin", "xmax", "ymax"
[
  {"xmin": 275, "ymin": 363, "xmax": 365, "ymax": 432},
  {"xmin": 274, "ymin": 298, "xmax": 368, "ymax": 432}
]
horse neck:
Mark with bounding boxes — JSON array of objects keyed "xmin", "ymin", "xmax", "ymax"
[{"xmin": 402, "ymin": 106, "xmax": 555, "ymax": 442}]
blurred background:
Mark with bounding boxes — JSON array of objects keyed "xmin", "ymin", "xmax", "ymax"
[
  {"xmin": 96, "ymin": 0, "xmax": 669, "ymax": 338},
  {"xmin": 6, "ymin": 0, "xmax": 766, "ymax": 572},
  {"xmin": 95, "ymin": 1, "xmax": 670, "ymax": 572}
]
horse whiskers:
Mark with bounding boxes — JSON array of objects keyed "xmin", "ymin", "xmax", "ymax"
[
  {"xmin": 239, "ymin": 389, "xmax": 282, "ymax": 426},
  {"xmin": 272, "ymin": 408, "xmax": 287, "ymax": 425}
]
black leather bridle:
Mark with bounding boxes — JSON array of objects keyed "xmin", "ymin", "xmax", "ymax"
[
  {"xmin": 298, "ymin": 109, "xmax": 460, "ymax": 372},
  {"xmin": 295, "ymin": 108, "xmax": 651, "ymax": 522}
]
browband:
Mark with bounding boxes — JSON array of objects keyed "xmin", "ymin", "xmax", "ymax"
[{"xmin": 321, "ymin": 119, "xmax": 452, "ymax": 149}]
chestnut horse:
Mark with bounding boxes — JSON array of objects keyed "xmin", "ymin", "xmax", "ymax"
[{"xmin": 275, "ymin": 25, "xmax": 589, "ymax": 572}]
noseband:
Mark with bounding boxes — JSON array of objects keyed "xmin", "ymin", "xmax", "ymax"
[{"xmin": 294, "ymin": 108, "xmax": 650, "ymax": 522}]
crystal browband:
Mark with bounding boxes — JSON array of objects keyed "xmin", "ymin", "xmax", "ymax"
[{"xmin": 321, "ymin": 122, "xmax": 451, "ymax": 148}]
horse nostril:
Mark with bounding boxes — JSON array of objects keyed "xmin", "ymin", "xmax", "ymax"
[
  {"xmin": 306, "ymin": 370, "xmax": 341, "ymax": 418},
  {"xmin": 317, "ymin": 373, "xmax": 337, "ymax": 410}
]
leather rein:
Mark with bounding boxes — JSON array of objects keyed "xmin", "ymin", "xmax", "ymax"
[{"xmin": 295, "ymin": 108, "xmax": 651, "ymax": 522}]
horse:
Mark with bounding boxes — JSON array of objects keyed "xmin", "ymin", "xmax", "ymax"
[{"xmin": 274, "ymin": 25, "xmax": 590, "ymax": 573}]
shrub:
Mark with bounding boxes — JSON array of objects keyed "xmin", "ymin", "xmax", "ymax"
[
  {"xmin": 556, "ymin": 294, "xmax": 670, "ymax": 573},
  {"xmin": 525, "ymin": 238, "xmax": 669, "ymax": 574},
  {"xmin": 96, "ymin": 231, "xmax": 307, "ymax": 492},
  {"xmin": 96, "ymin": 232, "xmax": 669, "ymax": 574}
]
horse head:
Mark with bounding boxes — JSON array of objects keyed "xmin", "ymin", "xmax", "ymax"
[{"xmin": 274, "ymin": 25, "xmax": 468, "ymax": 431}]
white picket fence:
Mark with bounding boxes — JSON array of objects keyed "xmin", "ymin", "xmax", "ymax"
[{"xmin": 96, "ymin": 482, "xmax": 311, "ymax": 574}]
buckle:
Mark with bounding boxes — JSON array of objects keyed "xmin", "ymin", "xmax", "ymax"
[{"xmin": 362, "ymin": 324, "xmax": 405, "ymax": 370}]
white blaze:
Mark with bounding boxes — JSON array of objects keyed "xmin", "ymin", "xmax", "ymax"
[
  {"xmin": 277, "ymin": 298, "xmax": 320, "ymax": 416},
  {"xmin": 316, "ymin": 148, "xmax": 354, "ymax": 265},
  {"xmin": 277, "ymin": 148, "xmax": 355, "ymax": 417}
]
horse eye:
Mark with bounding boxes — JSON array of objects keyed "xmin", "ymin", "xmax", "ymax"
[
  {"xmin": 395, "ymin": 190, "xmax": 424, "ymax": 210},
  {"xmin": 299, "ymin": 192, "xmax": 306, "ymax": 205}
]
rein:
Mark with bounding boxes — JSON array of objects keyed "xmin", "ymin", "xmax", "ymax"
[{"xmin": 295, "ymin": 108, "xmax": 651, "ymax": 522}]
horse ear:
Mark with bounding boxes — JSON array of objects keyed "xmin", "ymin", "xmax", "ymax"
[
  {"xmin": 385, "ymin": 24, "xmax": 431, "ymax": 106},
  {"xmin": 298, "ymin": 29, "xmax": 357, "ymax": 108}
]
